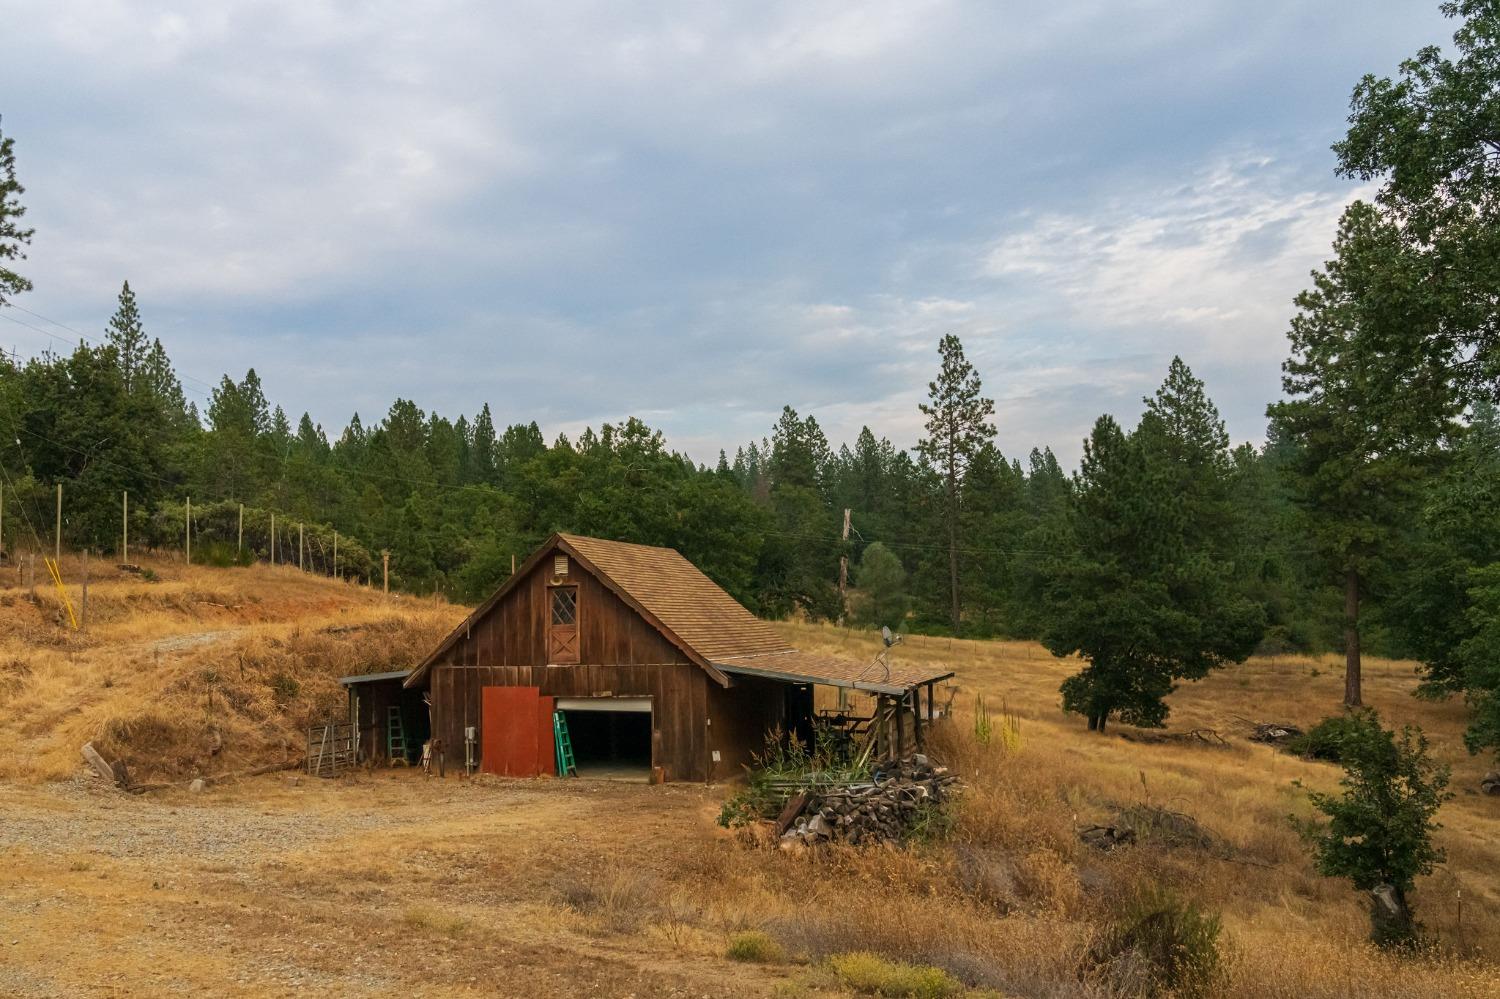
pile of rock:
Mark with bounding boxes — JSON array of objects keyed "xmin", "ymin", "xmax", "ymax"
[
  {"xmin": 1482, "ymin": 771, "xmax": 1499, "ymax": 796},
  {"xmin": 777, "ymin": 755, "xmax": 960, "ymax": 848}
]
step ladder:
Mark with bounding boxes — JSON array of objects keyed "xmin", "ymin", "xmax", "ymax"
[
  {"xmin": 386, "ymin": 705, "xmax": 409, "ymax": 767},
  {"xmin": 553, "ymin": 711, "xmax": 577, "ymax": 777}
]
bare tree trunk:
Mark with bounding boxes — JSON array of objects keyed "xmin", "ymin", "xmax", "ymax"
[
  {"xmin": 1344, "ymin": 566, "xmax": 1362, "ymax": 707},
  {"xmin": 947, "ymin": 462, "xmax": 960, "ymax": 633}
]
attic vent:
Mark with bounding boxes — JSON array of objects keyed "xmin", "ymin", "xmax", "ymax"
[{"xmin": 554, "ymin": 554, "xmax": 569, "ymax": 577}]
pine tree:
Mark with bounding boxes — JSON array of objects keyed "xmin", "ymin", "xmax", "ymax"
[
  {"xmin": 1044, "ymin": 361, "xmax": 1263, "ymax": 731},
  {"xmin": 0, "ymin": 116, "xmax": 32, "ymax": 305},
  {"xmin": 471, "ymin": 403, "xmax": 498, "ymax": 484},
  {"xmin": 852, "ymin": 542, "xmax": 910, "ymax": 630},
  {"xmin": 105, "ymin": 281, "xmax": 149, "ymax": 392},
  {"xmin": 1269, "ymin": 202, "xmax": 1460, "ymax": 707},
  {"xmin": 916, "ymin": 334, "xmax": 995, "ymax": 633}
]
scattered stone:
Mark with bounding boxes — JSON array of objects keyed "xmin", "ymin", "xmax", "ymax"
[
  {"xmin": 1481, "ymin": 771, "xmax": 1500, "ymax": 796},
  {"xmin": 188, "ymin": 779, "xmax": 206, "ymax": 794}
]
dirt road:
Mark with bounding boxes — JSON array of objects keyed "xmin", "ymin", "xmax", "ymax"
[{"xmin": 0, "ymin": 772, "xmax": 788, "ymax": 997}]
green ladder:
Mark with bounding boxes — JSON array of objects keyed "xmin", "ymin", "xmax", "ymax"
[
  {"xmin": 386, "ymin": 705, "xmax": 409, "ymax": 766},
  {"xmin": 554, "ymin": 711, "xmax": 577, "ymax": 777}
]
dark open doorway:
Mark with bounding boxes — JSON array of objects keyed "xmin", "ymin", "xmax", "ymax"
[{"xmin": 561, "ymin": 707, "xmax": 652, "ymax": 780}]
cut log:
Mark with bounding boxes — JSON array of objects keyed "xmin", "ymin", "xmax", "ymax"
[{"xmin": 775, "ymin": 791, "xmax": 810, "ymax": 836}]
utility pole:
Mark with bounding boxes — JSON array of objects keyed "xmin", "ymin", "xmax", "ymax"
[
  {"xmin": 332, "ymin": 530, "xmax": 338, "ymax": 580},
  {"xmin": 837, "ymin": 508, "xmax": 851, "ymax": 625},
  {"xmin": 121, "ymin": 490, "xmax": 129, "ymax": 564},
  {"xmin": 55, "ymin": 482, "xmax": 62, "ymax": 565},
  {"xmin": 298, "ymin": 523, "xmax": 304, "ymax": 571},
  {"xmin": 382, "ymin": 550, "xmax": 390, "ymax": 596},
  {"xmin": 270, "ymin": 513, "xmax": 276, "ymax": 565},
  {"xmin": 237, "ymin": 504, "xmax": 244, "ymax": 556},
  {"xmin": 185, "ymin": 497, "xmax": 191, "ymax": 564}
]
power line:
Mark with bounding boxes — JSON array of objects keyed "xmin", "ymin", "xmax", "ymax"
[{"xmin": 2, "ymin": 301, "xmax": 224, "ymax": 398}]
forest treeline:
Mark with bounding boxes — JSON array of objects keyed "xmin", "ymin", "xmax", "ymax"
[{"xmin": 0, "ymin": 289, "xmax": 1489, "ymax": 662}]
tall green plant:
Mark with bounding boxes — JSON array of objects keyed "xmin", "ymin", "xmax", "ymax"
[{"xmin": 1295, "ymin": 710, "xmax": 1452, "ymax": 947}]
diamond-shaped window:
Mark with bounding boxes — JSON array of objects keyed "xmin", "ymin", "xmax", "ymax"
[{"xmin": 551, "ymin": 587, "xmax": 577, "ymax": 626}]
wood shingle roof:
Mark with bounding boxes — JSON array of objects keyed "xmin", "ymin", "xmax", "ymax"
[{"xmin": 558, "ymin": 534, "xmax": 792, "ymax": 660}]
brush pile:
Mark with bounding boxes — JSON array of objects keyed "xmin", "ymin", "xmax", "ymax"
[{"xmin": 778, "ymin": 755, "xmax": 960, "ymax": 848}]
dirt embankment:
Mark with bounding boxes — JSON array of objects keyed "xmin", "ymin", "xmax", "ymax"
[{"xmin": 0, "ymin": 555, "xmax": 463, "ymax": 783}]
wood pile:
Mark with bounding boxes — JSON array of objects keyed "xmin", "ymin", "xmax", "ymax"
[
  {"xmin": 777, "ymin": 755, "xmax": 959, "ymax": 848},
  {"xmin": 1249, "ymin": 722, "xmax": 1302, "ymax": 745}
]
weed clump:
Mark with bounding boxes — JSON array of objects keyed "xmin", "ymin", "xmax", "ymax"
[
  {"xmin": 1083, "ymin": 888, "xmax": 1226, "ymax": 998},
  {"xmin": 825, "ymin": 951, "xmax": 964, "ymax": 997},
  {"xmin": 727, "ymin": 930, "xmax": 786, "ymax": 964}
]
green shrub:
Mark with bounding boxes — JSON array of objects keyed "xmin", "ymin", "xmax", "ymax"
[
  {"xmin": 1085, "ymin": 888, "xmax": 1225, "ymax": 998},
  {"xmin": 727, "ymin": 930, "xmax": 785, "ymax": 964},
  {"xmin": 1294, "ymin": 710, "xmax": 1451, "ymax": 948},
  {"xmin": 826, "ymin": 952, "xmax": 963, "ymax": 998},
  {"xmin": 1287, "ymin": 711, "xmax": 1375, "ymax": 761},
  {"xmin": 198, "ymin": 541, "xmax": 253, "ymax": 568}
]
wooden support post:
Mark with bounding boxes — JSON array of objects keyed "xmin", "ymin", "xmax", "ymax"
[
  {"xmin": 895, "ymin": 693, "xmax": 906, "ymax": 760},
  {"xmin": 81, "ymin": 548, "xmax": 89, "ymax": 632},
  {"xmin": 270, "ymin": 513, "xmax": 276, "ymax": 565},
  {"xmin": 237, "ymin": 503, "xmax": 244, "ymax": 555},
  {"xmin": 927, "ymin": 683, "xmax": 935, "ymax": 726},
  {"xmin": 912, "ymin": 689, "xmax": 923, "ymax": 750},
  {"xmin": 333, "ymin": 530, "xmax": 338, "ymax": 579},
  {"xmin": 121, "ymin": 490, "xmax": 128, "ymax": 563},
  {"xmin": 837, "ymin": 507, "xmax": 850, "ymax": 625},
  {"xmin": 185, "ymin": 496, "xmax": 191, "ymax": 564},
  {"xmin": 298, "ymin": 523, "xmax": 304, "ymax": 571},
  {"xmin": 55, "ymin": 482, "xmax": 62, "ymax": 564},
  {"xmin": 382, "ymin": 550, "xmax": 390, "ymax": 595}
]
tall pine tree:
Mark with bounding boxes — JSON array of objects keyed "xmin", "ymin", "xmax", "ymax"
[
  {"xmin": 1269, "ymin": 202, "xmax": 1460, "ymax": 706},
  {"xmin": 916, "ymin": 334, "xmax": 995, "ymax": 633}
]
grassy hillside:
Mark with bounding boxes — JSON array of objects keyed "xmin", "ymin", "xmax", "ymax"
[
  {"xmin": 757, "ymin": 621, "xmax": 1499, "ymax": 996},
  {"xmin": 0, "ymin": 554, "xmax": 461, "ymax": 782},
  {"xmin": 1, "ymin": 562, "xmax": 1496, "ymax": 995}
]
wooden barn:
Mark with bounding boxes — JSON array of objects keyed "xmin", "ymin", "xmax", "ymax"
[{"xmin": 356, "ymin": 533, "xmax": 951, "ymax": 782}]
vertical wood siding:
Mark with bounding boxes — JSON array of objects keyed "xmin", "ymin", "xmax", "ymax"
[{"xmin": 426, "ymin": 548, "xmax": 735, "ymax": 782}]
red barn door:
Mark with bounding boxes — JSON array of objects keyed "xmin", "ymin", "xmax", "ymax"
[{"xmin": 480, "ymin": 686, "xmax": 556, "ymax": 777}]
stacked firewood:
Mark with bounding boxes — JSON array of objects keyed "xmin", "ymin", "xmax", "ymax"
[{"xmin": 777, "ymin": 756, "xmax": 960, "ymax": 848}]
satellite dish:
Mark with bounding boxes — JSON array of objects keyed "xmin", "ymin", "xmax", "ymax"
[{"xmin": 881, "ymin": 626, "xmax": 901, "ymax": 648}]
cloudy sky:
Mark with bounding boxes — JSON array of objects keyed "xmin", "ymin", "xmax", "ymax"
[{"xmin": 0, "ymin": 1, "xmax": 1453, "ymax": 466}]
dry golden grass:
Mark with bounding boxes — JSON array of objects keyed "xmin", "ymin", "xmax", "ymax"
[
  {"xmin": 2, "ymin": 562, "xmax": 1497, "ymax": 996},
  {"xmin": 0, "ymin": 552, "xmax": 461, "ymax": 782},
  {"xmin": 730, "ymin": 621, "xmax": 1500, "ymax": 997}
]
